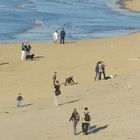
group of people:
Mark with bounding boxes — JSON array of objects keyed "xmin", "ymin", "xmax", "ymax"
[
  {"xmin": 69, "ymin": 107, "xmax": 91, "ymax": 135},
  {"xmin": 20, "ymin": 43, "xmax": 32, "ymax": 60},
  {"xmin": 94, "ymin": 60, "xmax": 106, "ymax": 81},
  {"xmin": 53, "ymin": 28, "xmax": 65, "ymax": 44},
  {"xmin": 52, "ymin": 72, "xmax": 91, "ymax": 136},
  {"xmin": 53, "ymin": 72, "xmax": 76, "ymax": 106},
  {"xmin": 16, "ymin": 60, "xmax": 110, "ymax": 136}
]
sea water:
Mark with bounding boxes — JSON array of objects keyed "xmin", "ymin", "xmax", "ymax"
[{"xmin": 0, "ymin": 0, "xmax": 140, "ymax": 43}]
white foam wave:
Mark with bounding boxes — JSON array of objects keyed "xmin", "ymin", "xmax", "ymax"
[
  {"xmin": 106, "ymin": 0, "xmax": 128, "ymax": 13},
  {"xmin": 34, "ymin": 19, "xmax": 43, "ymax": 26}
]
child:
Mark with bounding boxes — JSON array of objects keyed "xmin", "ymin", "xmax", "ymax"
[{"xmin": 16, "ymin": 93, "xmax": 23, "ymax": 107}]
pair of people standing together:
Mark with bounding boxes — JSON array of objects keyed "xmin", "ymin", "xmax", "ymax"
[
  {"xmin": 69, "ymin": 107, "xmax": 91, "ymax": 135},
  {"xmin": 21, "ymin": 43, "xmax": 31, "ymax": 60},
  {"xmin": 94, "ymin": 60, "xmax": 106, "ymax": 81},
  {"xmin": 53, "ymin": 28, "xmax": 65, "ymax": 44}
]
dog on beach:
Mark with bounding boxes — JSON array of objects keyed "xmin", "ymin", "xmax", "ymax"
[{"xmin": 26, "ymin": 54, "xmax": 34, "ymax": 61}]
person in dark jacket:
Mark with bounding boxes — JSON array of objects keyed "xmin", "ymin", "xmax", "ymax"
[
  {"xmin": 54, "ymin": 80, "xmax": 61, "ymax": 106},
  {"xmin": 69, "ymin": 108, "xmax": 80, "ymax": 135},
  {"xmin": 60, "ymin": 28, "xmax": 65, "ymax": 44}
]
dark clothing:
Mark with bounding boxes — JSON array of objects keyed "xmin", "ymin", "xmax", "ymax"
[
  {"xmin": 82, "ymin": 111, "xmax": 90, "ymax": 135},
  {"xmin": 26, "ymin": 44, "xmax": 31, "ymax": 51},
  {"xmin": 16, "ymin": 96, "xmax": 23, "ymax": 101},
  {"xmin": 54, "ymin": 84, "xmax": 61, "ymax": 96},
  {"xmin": 65, "ymin": 77, "xmax": 75, "ymax": 85},
  {"xmin": 21, "ymin": 45, "xmax": 27, "ymax": 51},
  {"xmin": 53, "ymin": 74, "xmax": 57, "ymax": 85},
  {"xmin": 82, "ymin": 123, "xmax": 89, "ymax": 135},
  {"xmin": 69, "ymin": 111, "xmax": 79, "ymax": 135},
  {"xmin": 69, "ymin": 112, "xmax": 79, "ymax": 122},
  {"xmin": 99, "ymin": 72, "xmax": 102, "ymax": 80},
  {"xmin": 101, "ymin": 65, "xmax": 106, "ymax": 79},
  {"xmin": 94, "ymin": 64, "xmax": 99, "ymax": 81},
  {"xmin": 60, "ymin": 30, "xmax": 65, "ymax": 44}
]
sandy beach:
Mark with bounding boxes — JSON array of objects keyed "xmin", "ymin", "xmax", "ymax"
[{"xmin": 0, "ymin": 0, "xmax": 140, "ymax": 140}]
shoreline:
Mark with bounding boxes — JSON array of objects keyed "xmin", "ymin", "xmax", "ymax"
[
  {"xmin": 118, "ymin": 0, "xmax": 140, "ymax": 13},
  {"xmin": 0, "ymin": 0, "xmax": 140, "ymax": 44}
]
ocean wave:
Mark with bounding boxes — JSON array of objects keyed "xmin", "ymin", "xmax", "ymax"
[
  {"xmin": 106, "ymin": 0, "xmax": 128, "ymax": 13},
  {"xmin": 34, "ymin": 19, "xmax": 43, "ymax": 26},
  {"xmin": 16, "ymin": 0, "xmax": 36, "ymax": 10}
]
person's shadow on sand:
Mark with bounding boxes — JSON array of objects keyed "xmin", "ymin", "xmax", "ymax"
[
  {"xmin": 88, "ymin": 124, "xmax": 108, "ymax": 134},
  {"xmin": 21, "ymin": 103, "xmax": 34, "ymax": 107},
  {"xmin": 58, "ymin": 99, "xmax": 80, "ymax": 106},
  {"xmin": 0, "ymin": 62, "xmax": 9, "ymax": 65}
]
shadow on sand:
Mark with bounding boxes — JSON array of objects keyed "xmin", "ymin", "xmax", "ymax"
[
  {"xmin": 0, "ymin": 62, "xmax": 9, "ymax": 65},
  {"xmin": 88, "ymin": 124, "xmax": 108, "ymax": 134},
  {"xmin": 61, "ymin": 82, "xmax": 79, "ymax": 86},
  {"xmin": 33, "ymin": 56, "xmax": 45, "ymax": 61},
  {"xmin": 64, "ymin": 41, "xmax": 77, "ymax": 44},
  {"xmin": 21, "ymin": 103, "xmax": 33, "ymax": 107},
  {"xmin": 59, "ymin": 99, "xmax": 80, "ymax": 106},
  {"xmin": 34, "ymin": 56, "xmax": 44, "ymax": 59}
]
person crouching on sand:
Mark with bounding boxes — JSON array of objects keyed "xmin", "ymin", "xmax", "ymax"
[
  {"xmin": 64, "ymin": 76, "xmax": 75, "ymax": 86},
  {"xmin": 54, "ymin": 80, "xmax": 61, "ymax": 106}
]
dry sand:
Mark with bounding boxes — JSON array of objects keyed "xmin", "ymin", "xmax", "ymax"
[{"xmin": 0, "ymin": 1, "xmax": 140, "ymax": 140}]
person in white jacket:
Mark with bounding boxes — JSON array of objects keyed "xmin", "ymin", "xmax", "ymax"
[{"xmin": 53, "ymin": 30, "xmax": 58, "ymax": 44}]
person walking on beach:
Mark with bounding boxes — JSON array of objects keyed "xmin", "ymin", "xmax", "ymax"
[
  {"xmin": 60, "ymin": 28, "xmax": 65, "ymax": 44},
  {"xmin": 69, "ymin": 108, "xmax": 80, "ymax": 135},
  {"xmin": 81, "ymin": 107, "xmax": 91, "ymax": 135},
  {"xmin": 20, "ymin": 43, "xmax": 27, "ymax": 60},
  {"xmin": 16, "ymin": 93, "xmax": 23, "ymax": 107},
  {"xmin": 54, "ymin": 80, "xmax": 61, "ymax": 106},
  {"xmin": 53, "ymin": 30, "xmax": 58, "ymax": 44},
  {"xmin": 53, "ymin": 72, "xmax": 57, "ymax": 85}
]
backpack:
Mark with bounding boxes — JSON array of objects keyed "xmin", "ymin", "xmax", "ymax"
[{"xmin": 84, "ymin": 112, "xmax": 90, "ymax": 121}]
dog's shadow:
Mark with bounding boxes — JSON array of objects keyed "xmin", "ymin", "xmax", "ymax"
[{"xmin": 34, "ymin": 56, "xmax": 45, "ymax": 61}]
